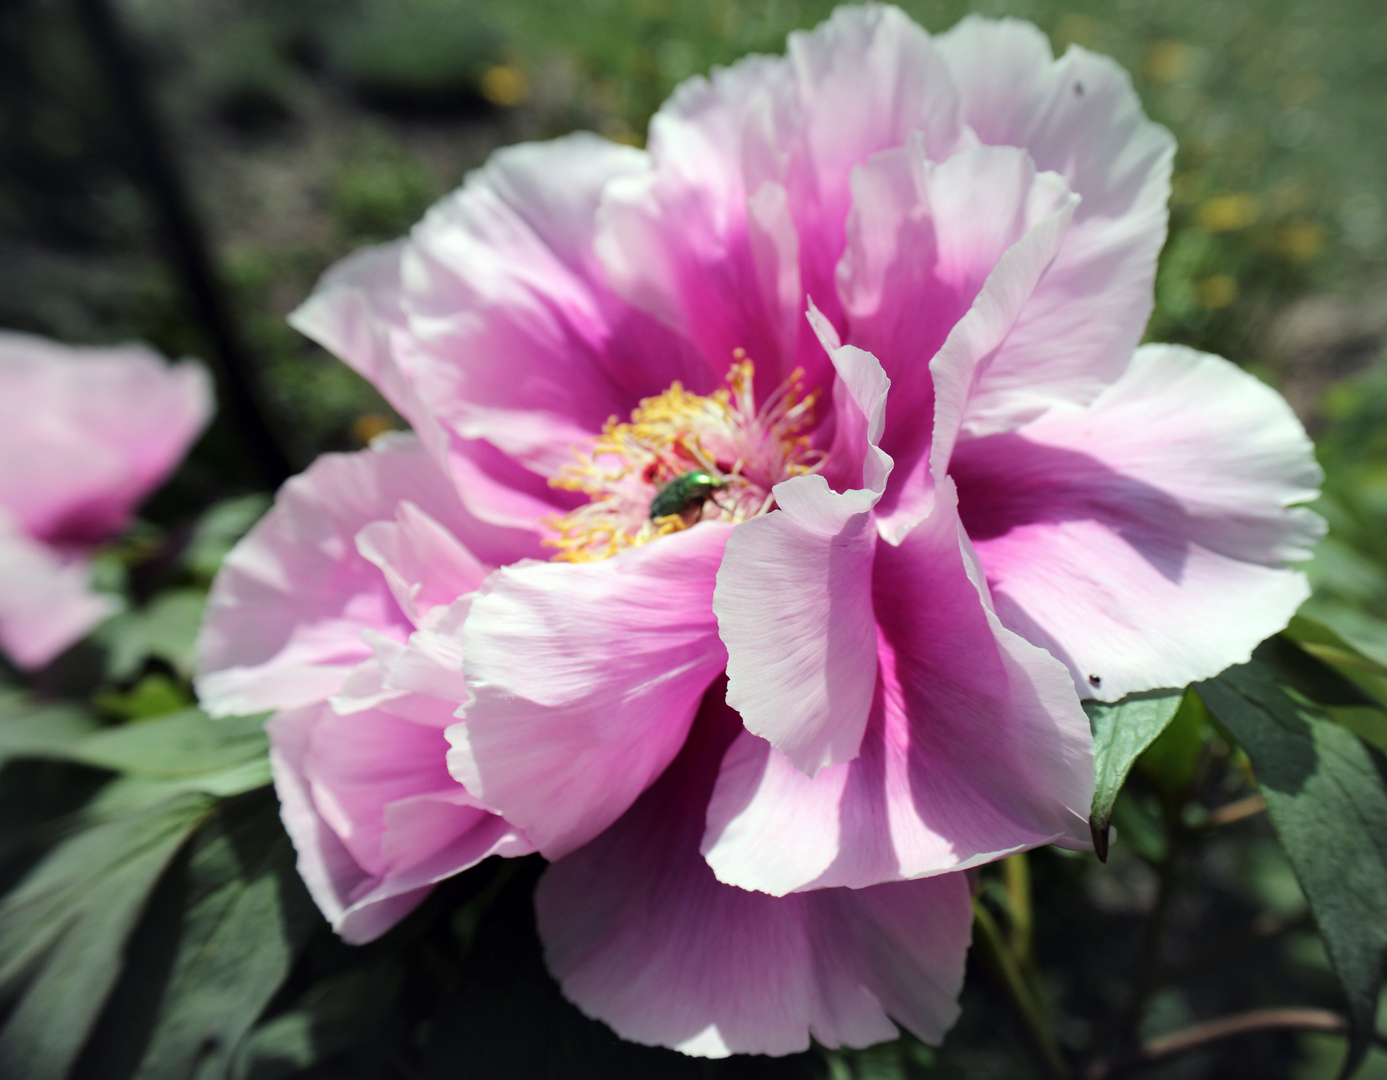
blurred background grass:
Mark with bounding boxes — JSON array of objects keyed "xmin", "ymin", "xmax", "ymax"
[{"xmin": 1, "ymin": 1, "xmax": 1385, "ymax": 1076}]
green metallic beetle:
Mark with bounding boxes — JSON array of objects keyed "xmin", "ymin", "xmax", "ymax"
[{"xmin": 649, "ymin": 469, "xmax": 727, "ymax": 520}]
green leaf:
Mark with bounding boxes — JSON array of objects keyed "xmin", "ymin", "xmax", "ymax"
[
  {"xmin": 128, "ymin": 794, "xmax": 319, "ymax": 1080},
  {"xmin": 66, "ymin": 710, "xmax": 268, "ymax": 779},
  {"xmin": 231, "ymin": 961, "xmax": 404, "ymax": 1080},
  {"xmin": 0, "ymin": 707, "xmax": 272, "ymax": 798},
  {"xmin": 0, "ymin": 795, "xmax": 210, "ymax": 1080},
  {"xmin": 1198, "ymin": 652, "xmax": 1387, "ymax": 1077},
  {"xmin": 0, "ymin": 693, "xmax": 100, "ymax": 769},
  {"xmin": 1083, "ymin": 689, "xmax": 1185, "ymax": 860},
  {"xmin": 96, "ymin": 590, "xmax": 207, "ymax": 681},
  {"xmin": 93, "ymin": 675, "xmax": 193, "ymax": 722}
]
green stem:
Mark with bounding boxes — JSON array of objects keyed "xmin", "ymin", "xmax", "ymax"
[
  {"xmin": 974, "ymin": 897, "xmax": 1070, "ymax": 1080},
  {"xmin": 1003, "ymin": 852, "xmax": 1034, "ymax": 968}
]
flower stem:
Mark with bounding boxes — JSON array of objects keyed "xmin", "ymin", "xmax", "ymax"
[
  {"xmin": 1003, "ymin": 852, "xmax": 1034, "ymax": 967},
  {"xmin": 973, "ymin": 897, "xmax": 1070, "ymax": 1080},
  {"xmin": 1086, "ymin": 1007, "xmax": 1387, "ymax": 1078}
]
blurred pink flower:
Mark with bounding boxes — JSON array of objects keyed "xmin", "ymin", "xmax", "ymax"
[
  {"xmin": 199, "ymin": 3, "xmax": 1321, "ymax": 1057},
  {"xmin": 0, "ymin": 331, "xmax": 212, "ymax": 668}
]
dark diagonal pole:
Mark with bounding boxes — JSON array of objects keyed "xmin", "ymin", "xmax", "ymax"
[{"xmin": 70, "ymin": 0, "xmax": 294, "ymax": 489}]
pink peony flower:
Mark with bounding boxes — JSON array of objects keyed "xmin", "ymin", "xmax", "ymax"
[
  {"xmin": 198, "ymin": 4, "xmax": 1321, "ymax": 1057},
  {"xmin": 0, "ymin": 331, "xmax": 213, "ymax": 668}
]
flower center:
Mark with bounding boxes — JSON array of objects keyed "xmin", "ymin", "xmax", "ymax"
[{"xmin": 545, "ymin": 353, "xmax": 823, "ymax": 562}]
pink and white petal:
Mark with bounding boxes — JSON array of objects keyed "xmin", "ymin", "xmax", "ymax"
[
  {"xmin": 375, "ymin": 597, "xmax": 474, "ymax": 728},
  {"xmin": 811, "ymin": 307, "xmax": 893, "ymax": 497},
  {"xmin": 953, "ymin": 345, "xmax": 1322, "ymax": 700},
  {"xmin": 197, "ymin": 437, "xmax": 528, "ymax": 717},
  {"xmin": 447, "ymin": 523, "xmax": 731, "ymax": 859},
  {"xmin": 0, "ymin": 523, "xmax": 115, "ymax": 669},
  {"xmin": 598, "ymin": 5, "xmax": 966, "ymax": 397},
  {"xmin": 301, "ymin": 706, "xmax": 460, "ymax": 876},
  {"xmin": 704, "ymin": 481, "xmax": 1093, "ymax": 895},
  {"xmin": 287, "ymin": 243, "xmax": 454, "ymax": 470},
  {"xmin": 0, "ymin": 332, "xmax": 213, "ymax": 543},
  {"xmin": 287, "ymin": 237, "xmax": 586, "ymax": 532},
  {"xmin": 399, "ymin": 134, "xmax": 711, "ymax": 470},
  {"xmin": 716, "ymin": 476, "xmax": 880, "ymax": 774},
  {"xmin": 935, "ymin": 17, "xmax": 1175, "ymax": 430},
  {"xmin": 269, "ymin": 703, "xmax": 531, "ymax": 945},
  {"xmin": 267, "ymin": 705, "xmax": 377, "ymax": 932},
  {"xmin": 536, "ymin": 691, "xmax": 972, "ymax": 1057},
  {"xmin": 355, "ymin": 501, "xmax": 489, "ymax": 628},
  {"xmin": 717, "ymin": 335, "xmax": 891, "ymax": 773},
  {"xmin": 333, "ymin": 800, "xmax": 532, "ymax": 946},
  {"xmin": 838, "ymin": 142, "xmax": 1077, "ymax": 533}
]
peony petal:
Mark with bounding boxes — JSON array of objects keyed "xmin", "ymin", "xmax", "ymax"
[
  {"xmin": 833, "ymin": 144, "xmax": 1078, "ymax": 540},
  {"xmin": 704, "ymin": 480, "xmax": 1093, "ymax": 895},
  {"xmin": 396, "ymin": 133, "xmax": 710, "ymax": 475},
  {"xmin": 268, "ymin": 703, "xmax": 531, "ymax": 945},
  {"xmin": 356, "ymin": 501, "xmax": 489, "ymax": 628},
  {"xmin": 196, "ymin": 436, "xmax": 531, "ymax": 717},
  {"xmin": 953, "ymin": 344, "xmax": 1323, "ymax": 700},
  {"xmin": 0, "ymin": 518, "xmax": 115, "ymax": 669},
  {"xmin": 715, "ymin": 476, "xmax": 878, "ymax": 774},
  {"xmin": 716, "ymin": 335, "xmax": 892, "ymax": 773},
  {"xmin": 536, "ymin": 690, "xmax": 972, "ymax": 1058},
  {"xmin": 935, "ymin": 17, "xmax": 1175, "ymax": 432},
  {"xmin": 302, "ymin": 706, "xmax": 460, "ymax": 876},
  {"xmin": 447, "ymin": 523, "xmax": 731, "ymax": 859},
  {"xmin": 597, "ymin": 4, "xmax": 966, "ymax": 399},
  {"xmin": 0, "ymin": 332, "xmax": 212, "ymax": 544}
]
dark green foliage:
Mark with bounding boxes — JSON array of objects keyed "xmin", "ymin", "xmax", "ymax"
[{"xmin": 1200, "ymin": 646, "xmax": 1387, "ymax": 1077}]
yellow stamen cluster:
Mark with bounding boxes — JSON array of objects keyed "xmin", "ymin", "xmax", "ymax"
[{"xmin": 545, "ymin": 353, "xmax": 822, "ymax": 562}]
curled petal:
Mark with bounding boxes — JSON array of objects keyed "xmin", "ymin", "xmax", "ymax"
[
  {"xmin": 196, "ymin": 436, "xmax": 531, "ymax": 717},
  {"xmin": 704, "ymin": 480, "xmax": 1093, "ymax": 895},
  {"xmin": 597, "ymin": 3, "xmax": 967, "ymax": 397},
  {"xmin": 833, "ymin": 143, "xmax": 1078, "ymax": 539},
  {"xmin": 447, "ymin": 523, "xmax": 732, "ymax": 859},
  {"xmin": 269, "ymin": 704, "xmax": 531, "ymax": 944},
  {"xmin": 536, "ymin": 691, "xmax": 972, "ymax": 1057},
  {"xmin": 717, "ymin": 335, "xmax": 892, "ymax": 773},
  {"xmin": 954, "ymin": 344, "xmax": 1323, "ymax": 699},
  {"xmin": 935, "ymin": 17, "xmax": 1175, "ymax": 432}
]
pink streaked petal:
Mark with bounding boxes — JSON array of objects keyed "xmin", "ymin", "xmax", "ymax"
[
  {"xmin": 535, "ymin": 692, "xmax": 972, "ymax": 1057},
  {"xmin": 269, "ymin": 704, "xmax": 530, "ymax": 945},
  {"xmin": 287, "ymin": 243, "xmax": 455, "ymax": 470},
  {"xmin": 716, "ymin": 333, "xmax": 893, "ymax": 773},
  {"xmin": 704, "ymin": 480, "xmax": 1093, "ymax": 895},
  {"xmin": 0, "ymin": 332, "xmax": 213, "ymax": 544},
  {"xmin": 836, "ymin": 144, "xmax": 1077, "ymax": 541},
  {"xmin": 197, "ymin": 437, "xmax": 532, "ymax": 717},
  {"xmin": 356, "ymin": 501, "xmax": 488, "ymax": 628},
  {"xmin": 377, "ymin": 598, "xmax": 473, "ymax": 728},
  {"xmin": 597, "ymin": 4, "xmax": 966, "ymax": 399},
  {"xmin": 303, "ymin": 706, "xmax": 458, "ymax": 876},
  {"xmin": 268, "ymin": 705, "xmax": 375, "ymax": 931},
  {"xmin": 447, "ymin": 524, "xmax": 731, "ymax": 859},
  {"xmin": 935, "ymin": 17, "xmax": 1175, "ymax": 430},
  {"xmin": 955, "ymin": 344, "xmax": 1322, "ymax": 700},
  {"xmin": 400, "ymin": 134, "xmax": 711, "ymax": 467},
  {"xmin": 716, "ymin": 475, "xmax": 880, "ymax": 774},
  {"xmin": 0, "ymin": 521, "xmax": 116, "ymax": 670},
  {"xmin": 811, "ymin": 306, "xmax": 893, "ymax": 497}
]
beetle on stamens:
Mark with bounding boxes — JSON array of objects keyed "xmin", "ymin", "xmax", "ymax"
[{"xmin": 649, "ymin": 469, "xmax": 728, "ymax": 521}]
